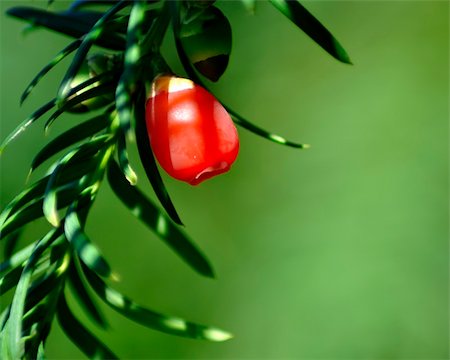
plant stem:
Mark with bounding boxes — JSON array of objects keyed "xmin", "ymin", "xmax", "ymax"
[{"xmin": 141, "ymin": 0, "xmax": 171, "ymax": 53}]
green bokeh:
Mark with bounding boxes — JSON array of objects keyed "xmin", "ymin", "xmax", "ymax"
[{"xmin": 1, "ymin": 1, "xmax": 448, "ymax": 358}]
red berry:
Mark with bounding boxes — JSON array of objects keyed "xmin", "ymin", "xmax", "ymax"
[{"xmin": 145, "ymin": 76, "xmax": 239, "ymax": 185}]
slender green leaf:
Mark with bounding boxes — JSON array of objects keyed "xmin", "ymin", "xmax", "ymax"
[
  {"xmin": 170, "ymin": 0, "xmax": 182, "ymax": 34},
  {"xmin": 57, "ymin": 0, "xmax": 129, "ymax": 103},
  {"xmin": 19, "ymin": 249, "xmax": 67, "ymax": 360},
  {"xmin": 117, "ymin": 131, "xmax": 138, "ymax": 185},
  {"xmin": 62, "ymin": 68, "xmax": 117, "ymax": 106},
  {"xmin": 57, "ymin": 294, "xmax": 118, "ymax": 359},
  {"xmin": 0, "ymin": 158, "xmax": 99, "ymax": 232},
  {"xmin": 64, "ymin": 207, "xmax": 112, "ymax": 279},
  {"xmin": 83, "ymin": 264, "xmax": 232, "ymax": 341},
  {"xmin": 0, "ymin": 243, "xmax": 34, "ymax": 275},
  {"xmin": 25, "ymin": 249, "xmax": 68, "ymax": 312},
  {"xmin": 58, "ymin": 10, "xmax": 108, "ymax": 27},
  {"xmin": 178, "ymin": 6, "xmax": 232, "ymax": 82},
  {"xmin": 0, "ymin": 99, "xmax": 56, "ymax": 154},
  {"xmin": 14, "ymin": 241, "xmax": 66, "ymax": 317},
  {"xmin": 0, "ymin": 266, "xmax": 23, "ymax": 294},
  {"xmin": 6, "ymin": 7, "xmax": 125, "ymax": 51},
  {"xmin": 269, "ymin": 0, "xmax": 351, "ymax": 64},
  {"xmin": 115, "ymin": 0, "xmax": 147, "ymax": 142},
  {"xmin": 0, "ymin": 241, "xmax": 56, "ymax": 297},
  {"xmin": 1, "ymin": 165, "xmax": 104, "ymax": 238},
  {"xmin": 174, "ymin": 25, "xmax": 197, "ymax": 80},
  {"xmin": 3, "ymin": 230, "xmax": 23, "ymax": 259},
  {"xmin": 31, "ymin": 112, "xmax": 111, "ymax": 173},
  {"xmin": 22, "ymin": 269, "xmax": 64, "ymax": 358},
  {"xmin": 44, "ymin": 171, "xmax": 76, "ymax": 228},
  {"xmin": 68, "ymin": 3, "xmax": 158, "ymax": 35},
  {"xmin": 175, "ymin": 39, "xmax": 309, "ymax": 149},
  {"xmin": 21, "ymin": 40, "xmax": 82, "ymax": 105},
  {"xmin": 21, "ymin": 303, "xmax": 52, "ymax": 357},
  {"xmin": 49, "ymin": 237, "xmax": 68, "ymax": 264},
  {"xmin": 69, "ymin": 0, "xmax": 122, "ymax": 12},
  {"xmin": 22, "ymin": 308, "xmax": 48, "ymax": 345},
  {"xmin": 227, "ymin": 106, "xmax": 309, "ymax": 148},
  {"xmin": 36, "ymin": 342, "xmax": 45, "ymax": 360},
  {"xmin": 108, "ymin": 161, "xmax": 214, "ymax": 278},
  {"xmin": 23, "ymin": 318, "xmax": 52, "ymax": 360},
  {"xmin": 114, "ymin": 10, "xmax": 158, "ymax": 37},
  {"xmin": 115, "ymin": 81, "xmax": 133, "ymax": 141},
  {"xmin": 22, "ymin": 304, "xmax": 47, "ymax": 332},
  {"xmin": 123, "ymin": 1, "xmax": 147, "ymax": 80},
  {"xmin": 7, "ymin": 230, "xmax": 60, "ymax": 360},
  {"xmin": 1, "ymin": 319, "xmax": 11, "ymax": 359},
  {"xmin": 23, "ymin": 279, "xmax": 56, "ymax": 321},
  {"xmin": 134, "ymin": 89, "xmax": 183, "ymax": 225},
  {"xmin": 62, "ymin": 69, "xmax": 117, "ymax": 106},
  {"xmin": 67, "ymin": 260, "xmax": 107, "ymax": 329},
  {"xmin": 1, "ymin": 185, "xmax": 80, "ymax": 239},
  {"xmin": 0, "ymin": 307, "xmax": 10, "ymax": 330},
  {"xmin": 43, "ymin": 134, "xmax": 112, "ymax": 227},
  {"xmin": 134, "ymin": 6, "xmax": 165, "ymax": 53},
  {"xmin": 45, "ymin": 82, "xmax": 115, "ymax": 132}
]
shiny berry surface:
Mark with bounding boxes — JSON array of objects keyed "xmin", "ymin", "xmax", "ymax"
[{"xmin": 145, "ymin": 76, "xmax": 239, "ymax": 185}]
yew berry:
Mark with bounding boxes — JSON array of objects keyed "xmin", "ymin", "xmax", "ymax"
[{"xmin": 145, "ymin": 76, "xmax": 239, "ymax": 185}]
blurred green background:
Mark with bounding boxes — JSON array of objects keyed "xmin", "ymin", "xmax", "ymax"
[{"xmin": 1, "ymin": 1, "xmax": 448, "ymax": 358}]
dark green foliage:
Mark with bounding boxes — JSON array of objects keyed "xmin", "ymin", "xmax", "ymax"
[
  {"xmin": 64, "ymin": 206, "xmax": 113, "ymax": 278},
  {"xmin": 81, "ymin": 262, "xmax": 231, "ymax": 341},
  {"xmin": 108, "ymin": 160, "xmax": 214, "ymax": 278},
  {"xmin": 269, "ymin": 0, "xmax": 352, "ymax": 64},
  {"xmin": 2, "ymin": 230, "xmax": 64, "ymax": 359},
  {"xmin": 20, "ymin": 39, "xmax": 82, "ymax": 105},
  {"xmin": 56, "ymin": 294, "xmax": 118, "ymax": 359},
  {"xmin": 0, "ymin": 0, "xmax": 350, "ymax": 358},
  {"xmin": 30, "ymin": 113, "xmax": 111, "ymax": 173},
  {"xmin": 6, "ymin": 7, "xmax": 126, "ymax": 50},
  {"xmin": 66, "ymin": 260, "xmax": 108, "ymax": 329},
  {"xmin": 0, "ymin": 99, "xmax": 56, "ymax": 154}
]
